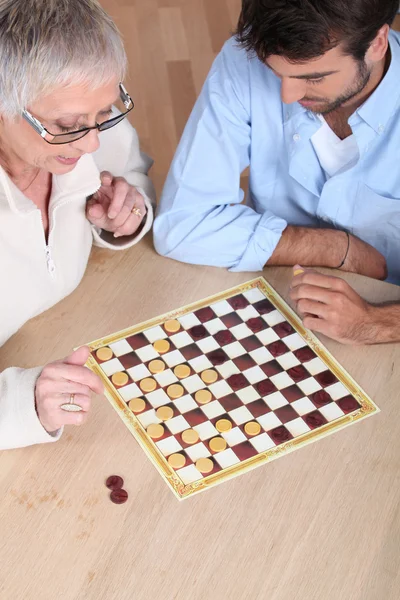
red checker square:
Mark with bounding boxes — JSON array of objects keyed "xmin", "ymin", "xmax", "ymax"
[
  {"xmin": 253, "ymin": 299, "xmax": 275, "ymax": 314},
  {"xmin": 202, "ymin": 457, "xmax": 222, "ymax": 477},
  {"xmin": 207, "ymin": 349, "xmax": 229, "ymax": 366},
  {"xmin": 139, "ymin": 377, "xmax": 161, "ymax": 393},
  {"xmin": 246, "ymin": 399, "xmax": 271, "ymax": 418},
  {"xmin": 227, "ymin": 373, "xmax": 248, "ymax": 391},
  {"xmin": 310, "ymin": 390, "xmax": 332, "ymax": 408},
  {"xmin": 214, "ymin": 330, "xmax": 235, "ymax": 346},
  {"xmin": 255, "ymin": 379, "xmax": 277, "ymax": 397},
  {"xmin": 168, "ymin": 451, "xmax": 193, "ymax": 470},
  {"xmin": 194, "ymin": 307, "xmax": 216, "ymax": 323},
  {"xmin": 221, "ymin": 312, "xmax": 243, "ymax": 328},
  {"xmin": 180, "ymin": 344, "xmax": 203, "ymax": 360},
  {"xmin": 304, "ymin": 410, "xmax": 328, "ymax": 429},
  {"xmin": 233, "ymin": 441, "xmax": 258, "ymax": 461},
  {"xmin": 269, "ymin": 426, "xmax": 293, "ymax": 444},
  {"xmin": 294, "ymin": 347, "xmax": 317, "ymax": 363},
  {"xmin": 261, "ymin": 360, "xmax": 283, "ymax": 376},
  {"xmin": 210, "ymin": 413, "xmax": 233, "ymax": 429},
  {"xmin": 287, "ymin": 365, "xmax": 309, "ymax": 383},
  {"xmin": 241, "ymin": 335, "xmax": 263, "ymax": 351},
  {"xmin": 152, "ymin": 426, "xmax": 174, "ymax": 443},
  {"xmin": 188, "ymin": 325, "xmax": 208, "ymax": 340},
  {"xmin": 126, "ymin": 333, "xmax": 148, "ymax": 350},
  {"xmin": 233, "ymin": 354, "xmax": 257, "ymax": 371},
  {"xmin": 273, "ymin": 322, "xmax": 295, "ymax": 338},
  {"xmin": 183, "ymin": 408, "xmax": 209, "ymax": 427},
  {"xmin": 119, "ymin": 352, "xmax": 141, "ymax": 370},
  {"xmin": 113, "ymin": 371, "xmax": 132, "ymax": 388},
  {"xmin": 246, "ymin": 317, "xmax": 267, "ymax": 333},
  {"xmin": 337, "ymin": 396, "xmax": 361, "ymax": 414},
  {"xmin": 274, "ymin": 405, "xmax": 298, "ymax": 424},
  {"xmin": 228, "ymin": 294, "xmax": 250, "ymax": 310},
  {"xmin": 219, "ymin": 393, "xmax": 243, "ymax": 412},
  {"xmin": 94, "ymin": 350, "xmax": 114, "ymax": 364},
  {"xmin": 315, "ymin": 370, "xmax": 339, "ymax": 388},
  {"xmin": 281, "ymin": 385, "xmax": 304, "ymax": 403},
  {"xmin": 267, "ymin": 340, "xmax": 290, "ymax": 357}
]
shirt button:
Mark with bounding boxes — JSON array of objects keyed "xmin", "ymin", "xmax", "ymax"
[
  {"xmin": 293, "ymin": 133, "xmax": 301, "ymax": 142},
  {"xmin": 378, "ymin": 124, "xmax": 385, "ymax": 133}
]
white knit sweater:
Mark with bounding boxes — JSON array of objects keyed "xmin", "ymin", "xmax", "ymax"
[{"xmin": 0, "ymin": 118, "xmax": 155, "ymax": 450}]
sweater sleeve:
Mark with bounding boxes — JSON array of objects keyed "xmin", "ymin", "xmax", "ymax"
[{"xmin": 0, "ymin": 366, "xmax": 62, "ymax": 451}]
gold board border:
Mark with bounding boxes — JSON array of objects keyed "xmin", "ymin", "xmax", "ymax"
[{"xmin": 83, "ymin": 276, "xmax": 379, "ymax": 500}]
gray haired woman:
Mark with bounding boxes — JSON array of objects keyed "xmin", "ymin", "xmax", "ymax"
[{"xmin": 0, "ymin": 0, "xmax": 155, "ymax": 450}]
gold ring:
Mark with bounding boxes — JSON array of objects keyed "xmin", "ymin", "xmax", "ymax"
[
  {"xmin": 60, "ymin": 393, "xmax": 83, "ymax": 413},
  {"xmin": 131, "ymin": 207, "xmax": 142, "ymax": 217}
]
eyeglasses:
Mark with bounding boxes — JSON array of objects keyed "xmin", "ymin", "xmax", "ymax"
[{"xmin": 22, "ymin": 83, "xmax": 134, "ymax": 145}]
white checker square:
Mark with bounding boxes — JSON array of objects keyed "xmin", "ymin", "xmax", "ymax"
[
  {"xmin": 208, "ymin": 380, "xmax": 233, "ymax": 399},
  {"xmin": 224, "ymin": 341, "xmax": 246, "ymax": 359},
  {"xmin": 325, "ymin": 382, "xmax": 349, "ymax": 400},
  {"xmin": 156, "ymin": 436, "xmax": 183, "ymax": 457},
  {"xmin": 169, "ymin": 331, "xmax": 193, "ymax": 349},
  {"xmin": 201, "ymin": 400, "xmax": 225, "ymax": 420},
  {"xmin": 182, "ymin": 374, "xmax": 205, "ymax": 394},
  {"xmin": 101, "ymin": 358, "xmax": 124, "ymax": 377},
  {"xmin": 118, "ymin": 382, "xmax": 142, "ymax": 402},
  {"xmin": 236, "ymin": 305, "xmax": 259, "ymax": 321},
  {"xmin": 249, "ymin": 347, "xmax": 274, "ymax": 365},
  {"xmin": 320, "ymin": 402, "xmax": 345, "ymax": 422},
  {"xmin": 216, "ymin": 361, "xmax": 240, "ymax": 379},
  {"xmin": 285, "ymin": 418, "xmax": 311, "ymax": 438},
  {"xmin": 178, "ymin": 313, "xmax": 201, "ymax": 329},
  {"xmin": 265, "ymin": 391, "xmax": 288, "ymax": 410},
  {"xmin": 127, "ymin": 363, "xmax": 151, "ymax": 382},
  {"xmin": 243, "ymin": 288, "xmax": 266, "ymax": 303},
  {"xmin": 236, "ymin": 386, "xmax": 261, "ymax": 404},
  {"xmin": 305, "ymin": 357, "xmax": 328, "ymax": 376},
  {"xmin": 257, "ymin": 411, "xmax": 282, "ymax": 431},
  {"xmin": 204, "ymin": 318, "xmax": 226, "ymax": 335},
  {"xmin": 194, "ymin": 421, "xmax": 219, "ymax": 441},
  {"xmin": 229, "ymin": 405, "xmax": 253, "ymax": 425},
  {"xmin": 221, "ymin": 427, "xmax": 247, "ymax": 447},
  {"xmin": 263, "ymin": 310, "xmax": 286, "ymax": 326},
  {"xmin": 135, "ymin": 345, "xmax": 159, "ymax": 363},
  {"xmin": 270, "ymin": 371, "xmax": 294, "ymax": 390},
  {"xmin": 196, "ymin": 337, "xmax": 219, "ymax": 353},
  {"xmin": 276, "ymin": 352, "xmax": 300, "ymax": 370},
  {"xmin": 291, "ymin": 397, "xmax": 315, "ymax": 416},
  {"xmin": 163, "ymin": 349, "xmax": 186, "ymax": 368},
  {"xmin": 244, "ymin": 366, "xmax": 266, "ymax": 385},
  {"xmin": 298, "ymin": 377, "xmax": 322, "ymax": 396},
  {"xmin": 166, "ymin": 415, "xmax": 190, "ymax": 435},
  {"xmin": 256, "ymin": 328, "xmax": 279, "ymax": 345},
  {"xmin": 108, "ymin": 339, "xmax": 132, "ymax": 357},
  {"xmin": 154, "ymin": 369, "xmax": 178, "ymax": 387},
  {"xmin": 284, "ymin": 333, "xmax": 307, "ymax": 351},
  {"xmin": 250, "ymin": 433, "xmax": 276, "ymax": 453},
  {"xmin": 144, "ymin": 325, "xmax": 168, "ymax": 343},
  {"xmin": 230, "ymin": 323, "xmax": 253, "ymax": 340},
  {"xmin": 188, "ymin": 355, "xmax": 213, "ymax": 373},
  {"xmin": 210, "ymin": 300, "xmax": 234, "ymax": 317},
  {"xmin": 214, "ymin": 448, "xmax": 241, "ymax": 469},
  {"xmin": 185, "ymin": 442, "xmax": 211, "ymax": 462},
  {"xmin": 137, "ymin": 409, "xmax": 160, "ymax": 428},
  {"xmin": 173, "ymin": 394, "xmax": 198, "ymax": 414},
  {"xmin": 146, "ymin": 388, "xmax": 171, "ymax": 408},
  {"xmin": 176, "ymin": 464, "xmax": 202, "ymax": 484}
]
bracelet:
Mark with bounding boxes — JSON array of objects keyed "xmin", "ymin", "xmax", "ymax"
[{"xmin": 336, "ymin": 231, "xmax": 350, "ymax": 269}]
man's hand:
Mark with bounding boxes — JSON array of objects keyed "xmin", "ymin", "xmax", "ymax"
[
  {"xmin": 86, "ymin": 171, "xmax": 147, "ymax": 238},
  {"xmin": 342, "ymin": 235, "xmax": 387, "ymax": 281},
  {"xmin": 290, "ymin": 266, "xmax": 378, "ymax": 345}
]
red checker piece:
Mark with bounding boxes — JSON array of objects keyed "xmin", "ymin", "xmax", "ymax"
[
  {"xmin": 227, "ymin": 294, "xmax": 250, "ymax": 310},
  {"xmin": 255, "ymin": 379, "xmax": 277, "ymax": 397},
  {"xmin": 241, "ymin": 335, "xmax": 263, "ymax": 351},
  {"xmin": 337, "ymin": 396, "xmax": 361, "ymax": 414},
  {"xmin": 261, "ymin": 360, "xmax": 283, "ymax": 376},
  {"xmin": 267, "ymin": 340, "xmax": 289, "ymax": 357},
  {"xmin": 227, "ymin": 373, "xmax": 248, "ymax": 391},
  {"xmin": 269, "ymin": 426, "xmax": 293, "ymax": 444},
  {"xmin": 233, "ymin": 354, "xmax": 257, "ymax": 371},
  {"xmin": 214, "ymin": 329, "xmax": 235, "ymax": 346},
  {"xmin": 219, "ymin": 393, "xmax": 243, "ymax": 412},
  {"xmin": 304, "ymin": 410, "xmax": 328, "ymax": 429},
  {"xmin": 287, "ymin": 365, "xmax": 309, "ymax": 383},
  {"xmin": 246, "ymin": 399, "xmax": 271, "ymax": 418},
  {"xmin": 281, "ymin": 385, "xmax": 304, "ymax": 403},
  {"xmin": 194, "ymin": 307, "xmax": 215, "ymax": 323},
  {"xmin": 189, "ymin": 325, "xmax": 208, "ymax": 340},
  {"xmin": 315, "ymin": 370, "xmax": 339, "ymax": 388},
  {"xmin": 125, "ymin": 333, "xmax": 148, "ymax": 350},
  {"xmin": 110, "ymin": 489, "xmax": 128, "ymax": 504},
  {"xmin": 246, "ymin": 317, "xmax": 266, "ymax": 333},
  {"xmin": 106, "ymin": 475, "xmax": 124, "ymax": 490},
  {"xmin": 207, "ymin": 349, "xmax": 229, "ymax": 366},
  {"xmin": 233, "ymin": 441, "xmax": 258, "ymax": 461},
  {"xmin": 293, "ymin": 347, "xmax": 316, "ymax": 363},
  {"xmin": 310, "ymin": 390, "xmax": 332, "ymax": 408},
  {"xmin": 273, "ymin": 322, "xmax": 295, "ymax": 338}
]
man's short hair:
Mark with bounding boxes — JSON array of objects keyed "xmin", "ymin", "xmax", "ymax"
[{"xmin": 235, "ymin": 0, "xmax": 399, "ymax": 63}]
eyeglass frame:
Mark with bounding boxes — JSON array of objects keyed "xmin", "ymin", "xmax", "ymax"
[{"xmin": 21, "ymin": 83, "xmax": 134, "ymax": 145}]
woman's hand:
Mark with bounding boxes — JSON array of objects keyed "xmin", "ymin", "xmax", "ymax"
[
  {"xmin": 86, "ymin": 171, "xmax": 147, "ymax": 238},
  {"xmin": 35, "ymin": 346, "xmax": 103, "ymax": 433}
]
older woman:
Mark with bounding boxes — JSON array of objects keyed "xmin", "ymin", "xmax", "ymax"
[{"xmin": 0, "ymin": 0, "xmax": 155, "ymax": 450}]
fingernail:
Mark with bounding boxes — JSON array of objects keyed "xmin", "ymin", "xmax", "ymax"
[
  {"xmin": 108, "ymin": 212, "xmax": 116, "ymax": 219},
  {"xmin": 114, "ymin": 232, "xmax": 122, "ymax": 238},
  {"xmin": 293, "ymin": 265, "xmax": 305, "ymax": 276}
]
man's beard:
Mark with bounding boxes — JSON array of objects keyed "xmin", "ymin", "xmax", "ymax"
[{"xmin": 304, "ymin": 60, "xmax": 372, "ymax": 115}]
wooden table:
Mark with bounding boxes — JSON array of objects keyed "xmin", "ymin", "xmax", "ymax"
[{"xmin": 1, "ymin": 238, "xmax": 400, "ymax": 600}]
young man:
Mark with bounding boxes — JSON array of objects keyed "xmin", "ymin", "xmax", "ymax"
[{"xmin": 154, "ymin": 0, "xmax": 400, "ymax": 345}]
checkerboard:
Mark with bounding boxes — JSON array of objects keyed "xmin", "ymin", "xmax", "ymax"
[{"xmin": 85, "ymin": 277, "xmax": 378, "ymax": 500}]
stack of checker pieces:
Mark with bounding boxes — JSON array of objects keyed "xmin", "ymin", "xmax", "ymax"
[{"xmin": 88, "ymin": 278, "xmax": 378, "ymax": 500}]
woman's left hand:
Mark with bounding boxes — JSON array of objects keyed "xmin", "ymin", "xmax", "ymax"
[{"xmin": 86, "ymin": 171, "xmax": 147, "ymax": 237}]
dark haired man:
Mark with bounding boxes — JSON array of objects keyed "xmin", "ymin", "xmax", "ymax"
[{"xmin": 154, "ymin": 1, "xmax": 400, "ymax": 344}]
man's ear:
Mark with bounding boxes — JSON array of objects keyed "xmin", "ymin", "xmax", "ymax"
[{"xmin": 366, "ymin": 24, "xmax": 390, "ymax": 63}]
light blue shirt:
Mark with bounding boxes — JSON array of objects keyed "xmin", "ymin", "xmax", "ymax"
[{"xmin": 154, "ymin": 31, "xmax": 400, "ymax": 285}]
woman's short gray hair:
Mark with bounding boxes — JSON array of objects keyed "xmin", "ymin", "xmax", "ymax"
[{"xmin": 0, "ymin": 0, "xmax": 127, "ymax": 119}]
